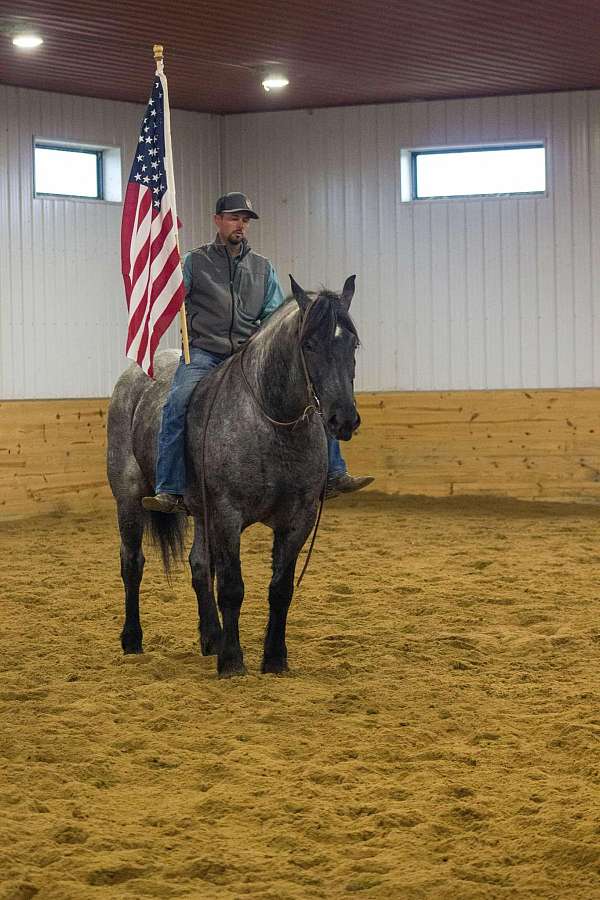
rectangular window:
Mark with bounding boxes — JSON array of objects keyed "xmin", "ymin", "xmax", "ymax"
[
  {"xmin": 408, "ymin": 144, "xmax": 546, "ymax": 200},
  {"xmin": 34, "ymin": 144, "xmax": 102, "ymax": 198},
  {"xmin": 33, "ymin": 139, "xmax": 122, "ymax": 202}
]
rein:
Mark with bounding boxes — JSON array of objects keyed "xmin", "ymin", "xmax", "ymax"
[
  {"xmin": 237, "ymin": 340, "xmax": 321, "ymax": 427},
  {"xmin": 197, "ymin": 310, "xmax": 327, "ymax": 594},
  {"xmin": 235, "ymin": 316, "xmax": 327, "ymax": 587},
  {"xmin": 197, "ymin": 355, "xmax": 238, "ymax": 601}
]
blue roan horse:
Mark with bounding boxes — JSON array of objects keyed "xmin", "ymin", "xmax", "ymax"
[{"xmin": 107, "ymin": 276, "xmax": 361, "ymax": 676}]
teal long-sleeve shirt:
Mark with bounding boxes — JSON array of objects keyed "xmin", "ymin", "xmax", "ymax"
[{"xmin": 182, "ymin": 251, "xmax": 284, "ymax": 324}]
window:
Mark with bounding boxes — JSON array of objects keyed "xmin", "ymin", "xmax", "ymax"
[
  {"xmin": 34, "ymin": 144, "xmax": 102, "ymax": 198},
  {"xmin": 33, "ymin": 139, "xmax": 122, "ymax": 202},
  {"xmin": 403, "ymin": 143, "xmax": 546, "ymax": 201}
]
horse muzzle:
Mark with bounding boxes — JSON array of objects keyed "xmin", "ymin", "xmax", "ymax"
[{"xmin": 327, "ymin": 409, "xmax": 361, "ymax": 441}]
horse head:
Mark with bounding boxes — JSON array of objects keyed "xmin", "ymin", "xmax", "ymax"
[{"xmin": 290, "ymin": 275, "xmax": 361, "ymax": 442}]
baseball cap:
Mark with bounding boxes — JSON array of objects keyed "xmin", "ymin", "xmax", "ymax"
[{"xmin": 215, "ymin": 192, "xmax": 259, "ymax": 219}]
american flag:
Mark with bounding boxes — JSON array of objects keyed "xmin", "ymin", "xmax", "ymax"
[{"xmin": 121, "ymin": 72, "xmax": 184, "ymax": 378}]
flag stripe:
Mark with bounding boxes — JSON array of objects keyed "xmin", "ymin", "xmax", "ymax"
[
  {"xmin": 125, "ymin": 193, "xmax": 154, "ymax": 346},
  {"xmin": 134, "ymin": 231, "xmax": 180, "ymax": 368},
  {"xmin": 125, "ymin": 199, "xmax": 178, "ymax": 360},
  {"xmin": 137, "ymin": 280, "xmax": 183, "ymax": 375},
  {"xmin": 136, "ymin": 234, "xmax": 183, "ymax": 372},
  {"xmin": 142, "ymin": 264, "xmax": 185, "ymax": 375},
  {"xmin": 129, "ymin": 190, "xmax": 153, "ymax": 288}
]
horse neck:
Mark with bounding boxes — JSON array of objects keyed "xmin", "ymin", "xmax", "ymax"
[{"xmin": 246, "ymin": 310, "xmax": 310, "ymax": 420}]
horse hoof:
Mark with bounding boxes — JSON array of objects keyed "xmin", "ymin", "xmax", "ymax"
[
  {"xmin": 217, "ymin": 655, "xmax": 247, "ymax": 678},
  {"xmin": 218, "ymin": 664, "xmax": 247, "ymax": 678},
  {"xmin": 200, "ymin": 630, "xmax": 223, "ymax": 657},
  {"xmin": 261, "ymin": 657, "xmax": 289, "ymax": 675},
  {"xmin": 121, "ymin": 629, "xmax": 143, "ymax": 654}
]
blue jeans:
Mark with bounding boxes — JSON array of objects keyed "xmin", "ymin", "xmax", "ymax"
[
  {"xmin": 328, "ymin": 433, "xmax": 347, "ymax": 479},
  {"xmin": 155, "ymin": 348, "xmax": 347, "ymax": 494},
  {"xmin": 155, "ymin": 348, "xmax": 228, "ymax": 494}
]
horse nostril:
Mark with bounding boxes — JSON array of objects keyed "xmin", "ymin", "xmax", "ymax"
[{"xmin": 353, "ymin": 412, "xmax": 361, "ymax": 431}]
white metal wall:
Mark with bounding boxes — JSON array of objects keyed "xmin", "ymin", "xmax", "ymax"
[
  {"xmin": 0, "ymin": 85, "xmax": 221, "ymax": 399},
  {"xmin": 223, "ymin": 91, "xmax": 600, "ymax": 392},
  {"xmin": 3, "ymin": 87, "xmax": 600, "ymax": 398}
]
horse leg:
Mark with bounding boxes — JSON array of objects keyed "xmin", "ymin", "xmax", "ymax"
[
  {"xmin": 118, "ymin": 502, "xmax": 145, "ymax": 654},
  {"xmin": 189, "ymin": 518, "xmax": 222, "ymax": 656},
  {"xmin": 262, "ymin": 525, "xmax": 312, "ymax": 674},
  {"xmin": 214, "ymin": 524, "xmax": 246, "ymax": 677}
]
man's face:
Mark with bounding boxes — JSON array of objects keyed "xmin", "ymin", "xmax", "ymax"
[{"xmin": 215, "ymin": 212, "xmax": 252, "ymax": 248}]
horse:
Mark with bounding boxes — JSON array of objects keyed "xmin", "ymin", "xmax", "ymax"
[{"xmin": 106, "ymin": 275, "xmax": 361, "ymax": 676}]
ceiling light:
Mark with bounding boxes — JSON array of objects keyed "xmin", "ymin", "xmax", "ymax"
[
  {"xmin": 262, "ymin": 74, "xmax": 289, "ymax": 93},
  {"xmin": 12, "ymin": 33, "xmax": 44, "ymax": 49}
]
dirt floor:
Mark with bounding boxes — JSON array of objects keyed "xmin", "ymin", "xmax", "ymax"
[{"xmin": 1, "ymin": 491, "xmax": 599, "ymax": 900}]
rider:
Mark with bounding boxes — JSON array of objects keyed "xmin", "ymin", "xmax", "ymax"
[{"xmin": 142, "ymin": 192, "xmax": 374, "ymax": 513}]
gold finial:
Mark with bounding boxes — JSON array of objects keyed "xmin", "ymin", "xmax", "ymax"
[{"xmin": 153, "ymin": 44, "xmax": 164, "ymax": 62}]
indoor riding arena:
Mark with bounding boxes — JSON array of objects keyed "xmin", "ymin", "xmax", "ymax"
[{"xmin": 2, "ymin": 5, "xmax": 600, "ymax": 900}]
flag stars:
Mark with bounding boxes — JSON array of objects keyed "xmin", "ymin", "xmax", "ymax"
[{"xmin": 128, "ymin": 80, "xmax": 168, "ymax": 193}]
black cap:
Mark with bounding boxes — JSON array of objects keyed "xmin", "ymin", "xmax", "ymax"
[{"xmin": 215, "ymin": 192, "xmax": 259, "ymax": 219}]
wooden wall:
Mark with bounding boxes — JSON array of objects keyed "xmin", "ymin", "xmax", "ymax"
[
  {"xmin": 0, "ymin": 400, "xmax": 109, "ymax": 520},
  {"xmin": 2, "ymin": 389, "xmax": 600, "ymax": 520},
  {"xmin": 352, "ymin": 389, "xmax": 600, "ymax": 502}
]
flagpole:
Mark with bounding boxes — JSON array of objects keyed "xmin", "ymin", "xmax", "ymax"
[{"xmin": 153, "ymin": 44, "xmax": 191, "ymax": 365}]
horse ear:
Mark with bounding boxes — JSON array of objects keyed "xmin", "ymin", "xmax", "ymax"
[
  {"xmin": 340, "ymin": 275, "xmax": 356, "ymax": 311},
  {"xmin": 289, "ymin": 275, "xmax": 311, "ymax": 314}
]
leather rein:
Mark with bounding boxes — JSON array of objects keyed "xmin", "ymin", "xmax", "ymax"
[
  {"xmin": 238, "ymin": 338, "xmax": 320, "ymax": 428},
  {"xmin": 198, "ymin": 312, "xmax": 327, "ymax": 591}
]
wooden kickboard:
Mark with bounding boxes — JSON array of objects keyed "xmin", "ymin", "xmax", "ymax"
[{"xmin": 2, "ymin": 388, "xmax": 600, "ymax": 519}]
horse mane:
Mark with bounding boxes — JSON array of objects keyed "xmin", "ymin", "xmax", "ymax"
[
  {"xmin": 241, "ymin": 287, "xmax": 360, "ymax": 354},
  {"xmin": 302, "ymin": 289, "xmax": 360, "ymax": 345}
]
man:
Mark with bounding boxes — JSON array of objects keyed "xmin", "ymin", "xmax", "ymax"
[{"xmin": 142, "ymin": 192, "xmax": 373, "ymax": 513}]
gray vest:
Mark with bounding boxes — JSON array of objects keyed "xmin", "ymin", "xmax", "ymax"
[{"xmin": 185, "ymin": 239, "xmax": 270, "ymax": 356}]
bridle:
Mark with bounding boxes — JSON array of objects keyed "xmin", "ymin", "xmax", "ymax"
[{"xmin": 237, "ymin": 335, "xmax": 321, "ymax": 428}]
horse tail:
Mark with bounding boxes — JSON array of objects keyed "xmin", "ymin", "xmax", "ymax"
[{"xmin": 144, "ymin": 510, "xmax": 188, "ymax": 577}]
